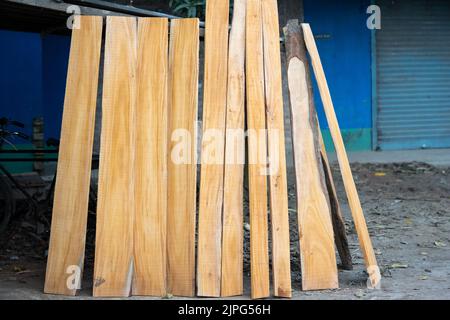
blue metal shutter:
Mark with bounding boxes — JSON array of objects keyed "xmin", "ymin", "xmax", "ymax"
[{"xmin": 376, "ymin": 0, "xmax": 450, "ymax": 150}]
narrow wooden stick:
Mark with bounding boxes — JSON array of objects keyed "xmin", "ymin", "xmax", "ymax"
[
  {"xmin": 246, "ymin": 0, "xmax": 270, "ymax": 299},
  {"xmin": 302, "ymin": 23, "xmax": 380, "ymax": 288},
  {"xmin": 262, "ymin": 0, "xmax": 292, "ymax": 298},
  {"xmin": 221, "ymin": 0, "xmax": 246, "ymax": 297},
  {"xmin": 318, "ymin": 127, "xmax": 353, "ymax": 270},
  {"xmin": 197, "ymin": 0, "xmax": 230, "ymax": 298}
]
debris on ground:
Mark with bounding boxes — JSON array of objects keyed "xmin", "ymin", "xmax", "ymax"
[{"xmin": 1, "ymin": 162, "xmax": 450, "ymax": 299}]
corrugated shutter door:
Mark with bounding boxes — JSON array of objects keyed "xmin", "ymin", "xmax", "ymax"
[{"xmin": 376, "ymin": 0, "xmax": 450, "ymax": 150}]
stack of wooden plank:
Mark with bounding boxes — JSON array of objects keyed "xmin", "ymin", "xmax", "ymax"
[
  {"xmin": 45, "ymin": 15, "xmax": 201, "ymax": 297},
  {"xmin": 44, "ymin": 0, "xmax": 380, "ymax": 299}
]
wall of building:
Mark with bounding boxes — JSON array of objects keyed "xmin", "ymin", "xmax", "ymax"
[
  {"xmin": 0, "ymin": 0, "xmax": 375, "ymax": 174},
  {"xmin": 0, "ymin": 30, "xmax": 43, "ymax": 137},
  {"xmin": 0, "ymin": 30, "xmax": 71, "ymax": 140},
  {"xmin": 0, "ymin": 30, "xmax": 70, "ymax": 173},
  {"xmin": 304, "ymin": 0, "xmax": 373, "ymax": 151},
  {"xmin": 0, "ymin": 30, "xmax": 43, "ymax": 172},
  {"xmin": 42, "ymin": 34, "xmax": 71, "ymax": 140}
]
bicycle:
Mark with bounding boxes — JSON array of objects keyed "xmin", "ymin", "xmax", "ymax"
[
  {"xmin": 0, "ymin": 118, "xmax": 99, "ymax": 239},
  {"xmin": 0, "ymin": 117, "xmax": 30, "ymax": 234}
]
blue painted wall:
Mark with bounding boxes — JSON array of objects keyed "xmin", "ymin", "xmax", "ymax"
[
  {"xmin": 0, "ymin": 30, "xmax": 70, "ymax": 172},
  {"xmin": 0, "ymin": 30, "xmax": 43, "ymax": 139},
  {"xmin": 0, "ymin": 30, "xmax": 43, "ymax": 172},
  {"xmin": 1, "ymin": 0, "xmax": 374, "ymax": 155},
  {"xmin": 304, "ymin": 0, "xmax": 373, "ymax": 150},
  {"xmin": 0, "ymin": 30, "xmax": 70, "ymax": 141},
  {"xmin": 42, "ymin": 34, "xmax": 71, "ymax": 140}
]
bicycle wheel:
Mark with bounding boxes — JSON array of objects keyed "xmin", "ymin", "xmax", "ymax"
[{"xmin": 0, "ymin": 174, "xmax": 15, "ymax": 235}]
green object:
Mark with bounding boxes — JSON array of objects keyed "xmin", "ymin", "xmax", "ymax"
[
  {"xmin": 321, "ymin": 128, "xmax": 372, "ymax": 152},
  {"xmin": 0, "ymin": 143, "xmax": 34, "ymax": 174},
  {"xmin": 169, "ymin": 0, "xmax": 234, "ymax": 19},
  {"xmin": 1, "ymin": 129, "xmax": 372, "ymax": 174},
  {"xmin": 0, "ymin": 143, "xmax": 57, "ymax": 174},
  {"xmin": 169, "ymin": 0, "xmax": 206, "ymax": 18}
]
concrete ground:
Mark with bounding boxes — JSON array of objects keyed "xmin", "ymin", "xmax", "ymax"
[
  {"xmin": 328, "ymin": 148, "xmax": 450, "ymax": 167},
  {"xmin": 1, "ymin": 149, "xmax": 450, "ymax": 300}
]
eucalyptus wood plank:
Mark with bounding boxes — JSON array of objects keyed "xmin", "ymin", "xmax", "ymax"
[
  {"xmin": 261, "ymin": 0, "xmax": 292, "ymax": 298},
  {"xmin": 285, "ymin": 20, "xmax": 338, "ymax": 290},
  {"xmin": 246, "ymin": 0, "xmax": 270, "ymax": 299},
  {"xmin": 93, "ymin": 16, "xmax": 137, "ymax": 297},
  {"xmin": 167, "ymin": 18, "xmax": 199, "ymax": 297},
  {"xmin": 197, "ymin": 0, "xmax": 230, "ymax": 297},
  {"xmin": 282, "ymin": 19, "xmax": 352, "ymax": 271},
  {"xmin": 221, "ymin": 0, "xmax": 246, "ymax": 297},
  {"xmin": 133, "ymin": 17, "xmax": 168, "ymax": 297},
  {"xmin": 318, "ymin": 126, "xmax": 353, "ymax": 270},
  {"xmin": 44, "ymin": 15, "xmax": 103, "ymax": 296}
]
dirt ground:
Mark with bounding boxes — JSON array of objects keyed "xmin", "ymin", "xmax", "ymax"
[{"xmin": 1, "ymin": 161, "xmax": 450, "ymax": 300}]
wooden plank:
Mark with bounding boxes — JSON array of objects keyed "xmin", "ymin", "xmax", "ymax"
[
  {"xmin": 197, "ymin": 0, "xmax": 229, "ymax": 297},
  {"xmin": 167, "ymin": 18, "xmax": 199, "ymax": 297},
  {"xmin": 285, "ymin": 20, "xmax": 338, "ymax": 291},
  {"xmin": 261, "ymin": 0, "xmax": 291, "ymax": 298},
  {"xmin": 93, "ymin": 16, "xmax": 137, "ymax": 297},
  {"xmin": 133, "ymin": 18, "xmax": 168, "ymax": 296},
  {"xmin": 44, "ymin": 15, "xmax": 103, "ymax": 296},
  {"xmin": 221, "ymin": 0, "xmax": 246, "ymax": 297},
  {"xmin": 318, "ymin": 127, "xmax": 353, "ymax": 270},
  {"xmin": 302, "ymin": 23, "xmax": 380, "ymax": 288},
  {"xmin": 246, "ymin": 0, "xmax": 270, "ymax": 299},
  {"xmin": 283, "ymin": 18, "xmax": 352, "ymax": 271}
]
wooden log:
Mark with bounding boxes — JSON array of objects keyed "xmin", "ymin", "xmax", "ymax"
[
  {"xmin": 284, "ymin": 20, "xmax": 338, "ymax": 291},
  {"xmin": 93, "ymin": 16, "xmax": 137, "ymax": 297},
  {"xmin": 277, "ymin": 0, "xmax": 303, "ymax": 33},
  {"xmin": 167, "ymin": 18, "xmax": 200, "ymax": 297},
  {"xmin": 261, "ymin": 0, "xmax": 292, "ymax": 298},
  {"xmin": 133, "ymin": 17, "xmax": 168, "ymax": 296},
  {"xmin": 44, "ymin": 15, "xmax": 103, "ymax": 296},
  {"xmin": 283, "ymin": 19, "xmax": 352, "ymax": 271},
  {"xmin": 197, "ymin": 0, "xmax": 229, "ymax": 297},
  {"xmin": 302, "ymin": 23, "xmax": 380, "ymax": 288},
  {"xmin": 221, "ymin": 0, "xmax": 246, "ymax": 297},
  {"xmin": 246, "ymin": 0, "xmax": 270, "ymax": 299}
]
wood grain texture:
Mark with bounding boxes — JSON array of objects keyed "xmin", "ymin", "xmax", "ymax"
[
  {"xmin": 44, "ymin": 16, "xmax": 102, "ymax": 296},
  {"xmin": 167, "ymin": 18, "xmax": 199, "ymax": 297},
  {"xmin": 197, "ymin": 0, "xmax": 229, "ymax": 297},
  {"xmin": 261, "ymin": 0, "xmax": 291, "ymax": 298},
  {"xmin": 133, "ymin": 18, "xmax": 168, "ymax": 297},
  {"xmin": 285, "ymin": 21, "xmax": 338, "ymax": 291},
  {"xmin": 302, "ymin": 23, "xmax": 380, "ymax": 288},
  {"xmin": 284, "ymin": 19, "xmax": 352, "ymax": 271},
  {"xmin": 246, "ymin": 0, "xmax": 270, "ymax": 299},
  {"xmin": 318, "ymin": 126, "xmax": 353, "ymax": 270},
  {"xmin": 93, "ymin": 16, "xmax": 137, "ymax": 297},
  {"xmin": 221, "ymin": 0, "xmax": 246, "ymax": 297}
]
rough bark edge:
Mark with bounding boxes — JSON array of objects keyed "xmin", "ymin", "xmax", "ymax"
[{"xmin": 283, "ymin": 19, "xmax": 352, "ymax": 270}]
